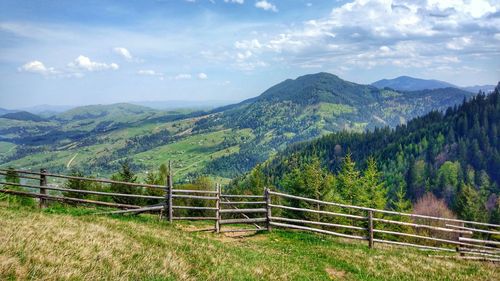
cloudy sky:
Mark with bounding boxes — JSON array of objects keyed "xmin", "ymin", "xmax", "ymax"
[{"xmin": 1, "ymin": 0, "xmax": 499, "ymax": 108}]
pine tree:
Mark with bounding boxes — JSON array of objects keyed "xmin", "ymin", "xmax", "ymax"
[
  {"xmin": 144, "ymin": 164, "xmax": 168, "ymax": 205},
  {"xmin": 391, "ymin": 185, "xmax": 412, "ymax": 213},
  {"xmin": 2, "ymin": 167, "xmax": 34, "ymax": 206},
  {"xmin": 362, "ymin": 157, "xmax": 387, "ymax": 209},
  {"xmin": 455, "ymin": 183, "xmax": 486, "ymax": 222},
  {"xmin": 4, "ymin": 167, "xmax": 20, "ymax": 186},
  {"xmin": 337, "ymin": 151, "xmax": 364, "ymax": 206},
  {"xmin": 63, "ymin": 170, "xmax": 91, "ymax": 199},
  {"xmin": 281, "ymin": 156, "xmax": 335, "ymax": 221},
  {"xmin": 110, "ymin": 161, "xmax": 142, "ymax": 205}
]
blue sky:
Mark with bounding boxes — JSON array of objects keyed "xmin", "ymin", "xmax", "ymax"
[{"xmin": 1, "ymin": 0, "xmax": 499, "ymax": 108}]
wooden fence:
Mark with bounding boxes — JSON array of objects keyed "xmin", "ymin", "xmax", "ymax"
[{"xmin": 1, "ymin": 168, "xmax": 499, "ymax": 262}]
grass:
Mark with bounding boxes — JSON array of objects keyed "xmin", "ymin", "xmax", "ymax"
[{"xmin": 1, "ymin": 203, "xmax": 498, "ymax": 280}]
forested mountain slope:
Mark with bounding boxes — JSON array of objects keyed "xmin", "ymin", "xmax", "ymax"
[
  {"xmin": 246, "ymin": 83, "xmax": 500, "ymax": 223},
  {"xmin": 200, "ymin": 73, "xmax": 475, "ymax": 177}
]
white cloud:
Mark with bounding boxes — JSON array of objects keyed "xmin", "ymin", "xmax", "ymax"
[
  {"xmin": 138, "ymin": 69, "xmax": 162, "ymax": 76},
  {"xmin": 446, "ymin": 37, "xmax": 472, "ymax": 50},
  {"xmin": 233, "ymin": 0, "xmax": 499, "ymax": 72},
  {"xmin": 18, "ymin": 60, "xmax": 57, "ymax": 75},
  {"xmin": 237, "ymin": 50, "xmax": 253, "ymax": 60},
  {"xmin": 255, "ymin": 0, "xmax": 278, "ymax": 12},
  {"xmin": 225, "ymin": 0, "xmax": 244, "ymax": 3},
  {"xmin": 174, "ymin": 73, "xmax": 192, "ymax": 80},
  {"xmin": 198, "ymin": 72, "xmax": 208, "ymax": 79},
  {"xmin": 113, "ymin": 47, "xmax": 133, "ymax": 60},
  {"xmin": 235, "ymin": 39, "xmax": 262, "ymax": 50},
  {"xmin": 68, "ymin": 55, "xmax": 119, "ymax": 71}
]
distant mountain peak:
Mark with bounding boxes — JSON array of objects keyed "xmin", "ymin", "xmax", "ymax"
[
  {"xmin": 372, "ymin": 76, "xmax": 457, "ymax": 91},
  {"xmin": 255, "ymin": 72, "xmax": 379, "ymax": 105}
]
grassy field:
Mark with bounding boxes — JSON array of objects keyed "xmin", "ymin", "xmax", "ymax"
[{"xmin": 0, "ymin": 203, "xmax": 498, "ymax": 281}]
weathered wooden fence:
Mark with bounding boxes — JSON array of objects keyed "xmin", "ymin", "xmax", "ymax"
[{"xmin": 1, "ymin": 168, "xmax": 499, "ymax": 262}]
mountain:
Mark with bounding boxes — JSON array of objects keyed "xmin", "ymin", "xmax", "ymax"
[
  {"xmin": 372, "ymin": 76, "xmax": 457, "ymax": 91},
  {"xmin": 244, "ymin": 84, "xmax": 500, "ymax": 223},
  {"xmin": 192, "ymin": 73, "xmax": 474, "ymax": 177},
  {"xmin": 0, "ymin": 108, "xmax": 18, "ymax": 116},
  {"xmin": 0, "ymin": 111, "xmax": 45, "ymax": 122},
  {"xmin": 255, "ymin": 72, "xmax": 382, "ymax": 105},
  {"xmin": 372, "ymin": 76, "xmax": 496, "ymax": 94},
  {"xmin": 462, "ymin": 85, "xmax": 496, "ymax": 94},
  {"xmin": 0, "ymin": 73, "xmax": 477, "ymax": 180}
]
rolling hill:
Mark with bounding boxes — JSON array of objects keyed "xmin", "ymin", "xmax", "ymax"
[
  {"xmin": 0, "ymin": 111, "xmax": 46, "ymax": 122},
  {"xmin": 0, "ymin": 73, "xmax": 477, "ymax": 181}
]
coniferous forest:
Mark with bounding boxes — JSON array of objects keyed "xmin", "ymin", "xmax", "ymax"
[{"xmin": 232, "ymin": 83, "xmax": 500, "ymax": 224}]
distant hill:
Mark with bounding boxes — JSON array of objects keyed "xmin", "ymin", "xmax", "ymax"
[
  {"xmin": 56, "ymin": 103, "xmax": 158, "ymax": 121},
  {"xmin": 131, "ymin": 100, "xmax": 235, "ymax": 110},
  {"xmin": 0, "ymin": 108, "xmax": 18, "ymax": 116},
  {"xmin": 372, "ymin": 76, "xmax": 457, "ymax": 91},
  {"xmin": 462, "ymin": 85, "xmax": 496, "ymax": 93},
  {"xmin": 0, "ymin": 111, "xmax": 45, "ymax": 122},
  {"xmin": 372, "ymin": 76, "xmax": 496, "ymax": 94},
  {"xmin": 19, "ymin": 104, "xmax": 75, "ymax": 115}
]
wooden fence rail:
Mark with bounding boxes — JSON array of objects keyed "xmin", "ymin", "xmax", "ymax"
[{"xmin": 1, "ymin": 168, "xmax": 499, "ymax": 262}]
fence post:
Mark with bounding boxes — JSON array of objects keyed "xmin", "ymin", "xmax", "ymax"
[
  {"xmin": 167, "ymin": 161, "xmax": 173, "ymax": 223},
  {"xmin": 368, "ymin": 210, "xmax": 374, "ymax": 249},
  {"xmin": 457, "ymin": 222, "xmax": 464, "ymax": 256},
  {"xmin": 215, "ymin": 183, "xmax": 221, "ymax": 233},
  {"xmin": 163, "ymin": 163, "xmax": 169, "ymax": 220},
  {"xmin": 39, "ymin": 168, "xmax": 47, "ymax": 208},
  {"xmin": 265, "ymin": 187, "xmax": 272, "ymax": 232}
]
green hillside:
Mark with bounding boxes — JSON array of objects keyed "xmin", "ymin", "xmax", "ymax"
[{"xmin": 0, "ymin": 73, "xmax": 476, "ymax": 181}]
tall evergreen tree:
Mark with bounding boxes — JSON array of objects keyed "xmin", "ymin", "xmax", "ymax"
[
  {"xmin": 455, "ymin": 183, "xmax": 486, "ymax": 222},
  {"xmin": 362, "ymin": 157, "xmax": 387, "ymax": 209},
  {"xmin": 110, "ymin": 160, "xmax": 142, "ymax": 205},
  {"xmin": 337, "ymin": 151, "xmax": 364, "ymax": 206}
]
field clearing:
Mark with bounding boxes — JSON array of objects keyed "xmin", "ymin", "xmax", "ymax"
[
  {"xmin": 0, "ymin": 141, "xmax": 16, "ymax": 155},
  {"xmin": 0, "ymin": 203, "xmax": 498, "ymax": 281},
  {"xmin": 134, "ymin": 128, "xmax": 254, "ymax": 179}
]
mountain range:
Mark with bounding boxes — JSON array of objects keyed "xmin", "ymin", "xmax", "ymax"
[
  {"xmin": 0, "ymin": 73, "xmax": 482, "ymax": 181},
  {"xmin": 372, "ymin": 76, "xmax": 495, "ymax": 93}
]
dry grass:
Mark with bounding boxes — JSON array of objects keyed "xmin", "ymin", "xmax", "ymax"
[{"xmin": 0, "ymin": 204, "xmax": 498, "ymax": 280}]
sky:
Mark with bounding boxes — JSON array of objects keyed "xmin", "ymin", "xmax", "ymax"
[{"xmin": 0, "ymin": 0, "xmax": 499, "ymax": 108}]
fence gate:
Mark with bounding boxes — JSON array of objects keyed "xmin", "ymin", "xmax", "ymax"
[{"xmin": 217, "ymin": 187, "xmax": 270, "ymax": 233}]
